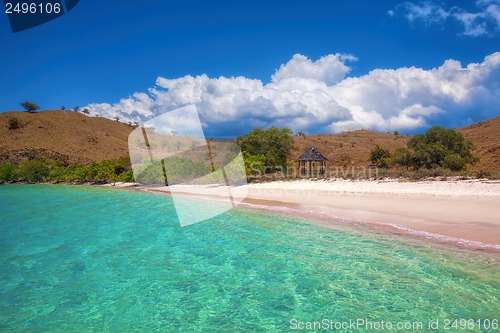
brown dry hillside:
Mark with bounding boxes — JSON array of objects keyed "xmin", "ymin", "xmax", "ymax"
[
  {"xmin": 0, "ymin": 111, "xmax": 134, "ymax": 164},
  {"xmin": 292, "ymin": 118, "xmax": 500, "ymax": 171},
  {"xmin": 457, "ymin": 116, "xmax": 500, "ymax": 171},
  {"xmin": 292, "ymin": 130, "xmax": 409, "ymax": 167},
  {"xmin": 1, "ymin": 110, "xmax": 499, "ymax": 172}
]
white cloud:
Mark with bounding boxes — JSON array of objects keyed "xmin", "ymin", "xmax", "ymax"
[
  {"xmin": 272, "ymin": 54, "xmax": 356, "ymax": 85},
  {"xmin": 392, "ymin": 0, "xmax": 500, "ymax": 36},
  {"xmin": 398, "ymin": 1, "xmax": 449, "ymax": 24},
  {"xmin": 485, "ymin": 2, "xmax": 500, "ymax": 25},
  {"xmin": 86, "ymin": 52, "xmax": 500, "ymax": 136},
  {"xmin": 453, "ymin": 11, "xmax": 489, "ymax": 36}
]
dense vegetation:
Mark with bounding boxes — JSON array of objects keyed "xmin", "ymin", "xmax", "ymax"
[
  {"xmin": 237, "ymin": 127, "xmax": 295, "ymax": 174},
  {"xmin": 0, "ymin": 155, "xmax": 133, "ymax": 184},
  {"xmin": 133, "ymin": 157, "xmax": 211, "ymax": 186},
  {"xmin": 241, "ymin": 151, "xmax": 266, "ymax": 176},
  {"xmin": 370, "ymin": 126, "xmax": 477, "ymax": 171},
  {"xmin": 1, "ymin": 120, "xmax": 485, "ymax": 183},
  {"xmin": 0, "ymin": 124, "xmax": 297, "ymax": 183}
]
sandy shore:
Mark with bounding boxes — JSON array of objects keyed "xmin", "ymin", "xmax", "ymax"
[
  {"xmin": 241, "ymin": 179, "xmax": 500, "ymax": 248},
  {"xmin": 138, "ymin": 178, "xmax": 500, "ymax": 250}
]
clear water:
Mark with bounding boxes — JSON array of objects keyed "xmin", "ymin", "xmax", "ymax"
[{"xmin": 0, "ymin": 185, "xmax": 498, "ymax": 332}]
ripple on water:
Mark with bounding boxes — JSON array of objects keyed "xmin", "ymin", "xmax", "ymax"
[{"xmin": 0, "ymin": 185, "xmax": 498, "ymax": 332}]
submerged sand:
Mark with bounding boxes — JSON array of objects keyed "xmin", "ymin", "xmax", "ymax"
[
  {"xmin": 241, "ymin": 179, "xmax": 500, "ymax": 249},
  {"xmin": 118, "ymin": 179, "xmax": 500, "ymax": 250}
]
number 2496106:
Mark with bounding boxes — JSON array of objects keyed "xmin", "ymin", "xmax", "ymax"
[{"xmin": 5, "ymin": 2, "xmax": 61, "ymax": 14}]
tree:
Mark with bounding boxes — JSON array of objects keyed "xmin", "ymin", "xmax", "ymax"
[
  {"xmin": 82, "ymin": 108, "xmax": 90, "ymax": 115},
  {"xmin": 242, "ymin": 151, "xmax": 266, "ymax": 175},
  {"xmin": 21, "ymin": 101, "xmax": 39, "ymax": 112},
  {"xmin": 406, "ymin": 126, "xmax": 477, "ymax": 170},
  {"xmin": 393, "ymin": 147, "xmax": 411, "ymax": 170},
  {"xmin": 296, "ymin": 131, "xmax": 306, "ymax": 137},
  {"xmin": 61, "ymin": 106, "xmax": 65, "ymax": 110},
  {"xmin": 237, "ymin": 127, "xmax": 295, "ymax": 171},
  {"xmin": 393, "ymin": 130, "xmax": 400, "ymax": 139},
  {"xmin": 370, "ymin": 145, "xmax": 392, "ymax": 168},
  {"xmin": 73, "ymin": 106, "xmax": 79, "ymax": 112}
]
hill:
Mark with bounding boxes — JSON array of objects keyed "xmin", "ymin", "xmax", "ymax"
[
  {"xmin": 457, "ymin": 117, "xmax": 500, "ymax": 172},
  {"xmin": 1, "ymin": 110, "xmax": 498, "ymax": 173},
  {"xmin": 291, "ymin": 117, "xmax": 500, "ymax": 172},
  {"xmin": 291, "ymin": 130, "xmax": 410, "ymax": 168},
  {"xmin": 0, "ymin": 111, "xmax": 134, "ymax": 164}
]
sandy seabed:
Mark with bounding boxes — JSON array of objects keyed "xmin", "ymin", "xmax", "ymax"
[
  {"xmin": 240, "ymin": 179, "xmax": 500, "ymax": 249},
  {"xmin": 109, "ymin": 178, "xmax": 500, "ymax": 251}
]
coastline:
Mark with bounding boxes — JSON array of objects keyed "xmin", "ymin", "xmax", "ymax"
[
  {"xmin": 5, "ymin": 179, "xmax": 498, "ymax": 252},
  {"xmin": 132, "ymin": 178, "xmax": 500, "ymax": 252}
]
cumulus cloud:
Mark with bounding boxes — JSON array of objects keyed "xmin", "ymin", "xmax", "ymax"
[
  {"xmin": 391, "ymin": 0, "xmax": 500, "ymax": 36},
  {"xmin": 272, "ymin": 54, "xmax": 356, "ymax": 85},
  {"xmin": 86, "ymin": 52, "xmax": 500, "ymax": 137},
  {"xmin": 87, "ymin": 54, "xmax": 355, "ymax": 137}
]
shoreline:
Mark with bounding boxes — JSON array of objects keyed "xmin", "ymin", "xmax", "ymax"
[
  {"xmin": 3, "ymin": 179, "xmax": 499, "ymax": 253},
  {"xmin": 134, "ymin": 179, "xmax": 500, "ymax": 253}
]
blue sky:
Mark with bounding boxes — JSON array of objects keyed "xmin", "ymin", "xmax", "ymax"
[{"xmin": 1, "ymin": 0, "xmax": 499, "ymax": 137}]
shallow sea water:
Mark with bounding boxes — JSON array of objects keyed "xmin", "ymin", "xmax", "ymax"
[{"xmin": 0, "ymin": 185, "xmax": 498, "ymax": 332}]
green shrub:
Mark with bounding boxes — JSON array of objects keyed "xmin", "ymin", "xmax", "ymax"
[
  {"xmin": 133, "ymin": 160, "xmax": 166, "ymax": 186},
  {"xmin": 392, "ymin": 148, "xmax": 411, "ymax": 169},
  {"xmin": 242, "ymin": 151, "xmax": 266, "ymax": 175},
  {"xmin": 0, "ymin": 162, "xmax": 19, "ymax": 182},
  {"xmin": 120, "ymin": 169, "xmax": 135, "ymax": 182},
  {"xmin": 370, "ymin": 145, "xmax": 392, "ymax": 168},
  {"xmin": 20, "ymin": 158, "xmax": 51, "ymax": 182},
  {"xmin": 164, "ymin": 156, "xmax": 211, "ymax": 184},
  {"xmin": 48, "ymin": 166, "xmax": 67, "ymax": 181},
  {"xmin": 8, "ymin": 117, "xmax": 20, "ymax": 130},
  {"xmin": 441, "ymin": 154, "xmax": 466, "ymax": 171}
]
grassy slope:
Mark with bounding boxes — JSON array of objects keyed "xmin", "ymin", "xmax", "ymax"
[
  {"xmin": 457, "ymin": 117, "xmax": 500, "ymax": 171},
  {"xmin": 0, "ymin": 111, "xmax": 134, "ymax": 164},
  {"xmin": 1, "ymin": 110, "xmax": 498, "ymax": 172},
  {"xmin": 291, "ymin": 130, "xmax": 409, "ymax": 168}
]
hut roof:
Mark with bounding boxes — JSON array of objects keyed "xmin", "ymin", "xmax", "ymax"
[{"xmin": 295, "ymin": 147, "xmax": 328, "ymax": 162}]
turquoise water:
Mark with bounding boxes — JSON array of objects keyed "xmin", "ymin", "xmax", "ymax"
[{"xmin": 0, "ymin": 185, "xmax": 498, "ymax": 332}]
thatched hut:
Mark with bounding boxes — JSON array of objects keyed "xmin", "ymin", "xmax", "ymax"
[{"xmin": 296, "ymin": 147, "xmax": 328, "ymax": 176}]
